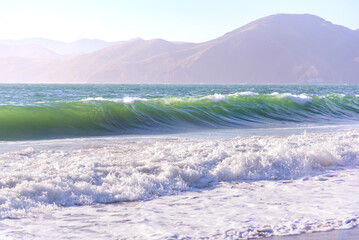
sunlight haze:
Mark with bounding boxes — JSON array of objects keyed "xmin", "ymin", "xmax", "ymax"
[
  {"xmin": 0, "ymin": 0, "xmax": 358, "ymax": 42},
  {"xmin": 1, "ymin": 1, "xmax": 359, "ymax": 239}
]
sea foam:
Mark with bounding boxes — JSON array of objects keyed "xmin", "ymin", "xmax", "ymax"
[
  {"xmin": 80, "ymin": 97, "xmax": 148, "ymax": 104},
  {"xmin": 270, "ymin": 92, "xmax": 313, "ymax": 104},
  {"xmin": 202, "ymin": 93, "xmax": 228, "ymax": 103},
  {"xmin": 0, "ymin": 129, "xmax": 358, "ymax": 219}
]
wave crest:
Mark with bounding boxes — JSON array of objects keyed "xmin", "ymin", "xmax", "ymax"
[{"xmin": 0, "ymin": 92, "xmax": 359, "ymax": 140}]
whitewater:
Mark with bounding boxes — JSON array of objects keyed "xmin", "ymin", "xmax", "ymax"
[{"xmin": 0, "ymin": 84, "xmax": 359, "ymax": 239}]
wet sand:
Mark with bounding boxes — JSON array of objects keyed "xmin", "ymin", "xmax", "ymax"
[{"xmin": 265, "ymin": 227, "xmax": 359, "ymax": 240}]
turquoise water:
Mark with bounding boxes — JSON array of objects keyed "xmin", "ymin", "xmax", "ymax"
[{"xmin": 1, "ymin": 84, "xmax": 359, "ymax": 140}]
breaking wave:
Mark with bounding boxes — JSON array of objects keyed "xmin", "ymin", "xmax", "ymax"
[{"xmin": 0, "ymin": 92, "xmax": 359, "ymax": 140}]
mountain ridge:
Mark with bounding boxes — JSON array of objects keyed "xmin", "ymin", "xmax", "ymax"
[
  {"xmin": 0, "ymin": 38, "xmax": 142, "ymax": 57},
  {"xmin": 0, "ymin": 14, "xmax": 358, "ymax": 84}
]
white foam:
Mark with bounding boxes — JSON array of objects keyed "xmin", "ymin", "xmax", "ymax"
[
  {"xmin": 122, "ymin": 97, "xmax": 148, "ymax": 104},
  {"xmin": 2, "ymin": 168, "xmax": 359, "ymax": 239},
  {"xmin": 230, "ymin": 91, "xmax": 259, "ymax": 96},
  {"xmin": 80, "ymin": 97, "xmax": 110, "ymax": 101},
  {"xmin": 79, "ymin": 97, "xmax": 147, "ymax": 104},
  {"xmin": 270, "ymin": 92, "xmax": 313, "ymax": 104},
  {"xmin": 0, "ymin": 129, "xmax": 358, "ymax": 220},
  {"xmin": 202, "ymin": 93, "xmax": 228, "ymax": 103}
]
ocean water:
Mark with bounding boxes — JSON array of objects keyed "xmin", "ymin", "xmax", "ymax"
[{"xmin": 1, "ymin": 84, "xmax": 359, "ymax": 239}]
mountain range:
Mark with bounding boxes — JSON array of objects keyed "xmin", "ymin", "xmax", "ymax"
[
  {"xmin": 0, "ymin": 38, "xmax": 142, "ymax": 58},
  {"xmin": 0, "ymin": 14, "xmax": 358, "ymax": 84}
]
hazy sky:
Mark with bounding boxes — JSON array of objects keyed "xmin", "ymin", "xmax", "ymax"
[{"xmin": 0, "ymin": 0, "xmax": 358, "ymax": 42}]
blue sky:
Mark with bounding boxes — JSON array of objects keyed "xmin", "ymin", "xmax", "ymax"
[{"xmin": 0, "ymin": 0, "xmax": 358, "ymax": 42}]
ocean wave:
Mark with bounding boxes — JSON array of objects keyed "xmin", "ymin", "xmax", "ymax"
[
  {"xmin": 80, "ymin": 96, "xmax": 148, "ymax": 104},
  {"xmin": 0, "ymin": 92, "xmax": 359, "ymax": 140},
  {"xmin": 0, "ymin": 130, "xmax": 358, "ymax": 219},
  {"xmin": 230, "ymin": 91, "xmax": 259, "ymax": 97},
  {"xmin": 269, "ymin": 92, "xmax": 313, "ymax": 104},
  {"xmin": 74, "ymin": 92, "xmax": 350, "ymax": 104}
]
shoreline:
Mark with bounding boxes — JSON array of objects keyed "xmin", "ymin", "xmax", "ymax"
[{"xmin": 265, "ymin": 227, "xmax": 359, "ymax": 240}]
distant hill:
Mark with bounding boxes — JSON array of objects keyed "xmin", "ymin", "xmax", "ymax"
[
  {"xmin": 0, "ymin": 44, "xmax": 63, "ymax": 59},
  {"xmin": 174, "ymin": 13, "xmax": 359, "ymax": 84},
  {"xmin": 0, "ymin": 38, "xmax": 141, "ymax": 57},
  {"xmin": 0, "ymin": 14, "xmax": 358, "ymax": 84}
]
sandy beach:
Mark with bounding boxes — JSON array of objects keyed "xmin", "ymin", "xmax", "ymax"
[{"xmin": 266, "ymin": 227, "xmax": 359, "ymax": 240}]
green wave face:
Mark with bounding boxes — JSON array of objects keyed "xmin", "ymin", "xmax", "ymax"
[{"xmin": 1, "ymin": 92, "xmax": 359, "ymax": 140}]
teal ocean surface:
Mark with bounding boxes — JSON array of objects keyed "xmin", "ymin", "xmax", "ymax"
[{"xmin": 0, "ymin": 84, "xmax": 358, "ymax": 140}]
